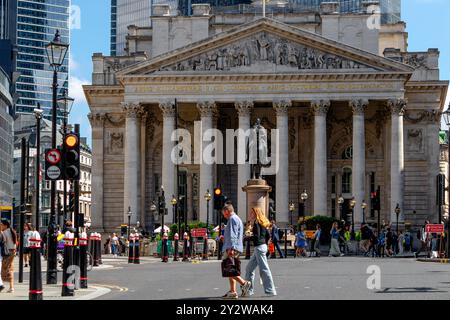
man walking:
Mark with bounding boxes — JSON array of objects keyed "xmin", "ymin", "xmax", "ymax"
[
  {"xmin": 269, "ymin": 220, "xmax": 284, "ymax": 259},
  {"xmin": 221, "ymin": 202, "xmax": 247, "ymax": 299},
  {"xmin": 415, "ymin": 220, "xmax": 430, "ymax": 258}
]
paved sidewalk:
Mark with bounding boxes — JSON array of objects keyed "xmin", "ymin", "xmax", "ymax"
[{"xmin": 0, "ymin": 281, "xmax": 110, "ymax": 300}]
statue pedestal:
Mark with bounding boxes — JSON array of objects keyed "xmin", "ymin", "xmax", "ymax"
[{"xmin": 242, "ymin": 179, "xmax": 272, "ymax": 221}]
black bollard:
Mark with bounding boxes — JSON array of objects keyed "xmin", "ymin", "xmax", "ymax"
[
  {"xmin": 162, "ymin": 233, "xmax": 169, "ymax": 263},
  {"xmin": 91, "ymin": 233, "xmax": 99, "ymax": 267},
  {"xmin": 97, "ymin": 233, "xmax": 103, "ymax": 265},
  {"xmin": 203, "ymin": 236, "xmax": 209, "ymax": 261},
  {"xmin": 173, "ymin": 233, "xmax": 179, "ymax": 262},
  {"xmin": 182, "ymin": 232, "xmax": 189, "ymax": 262},
  {"xmin": 79, "ymin": 232, "xmax": 88, "ymax": 289},
  {"xmin": 128, "ymin": 233, "xmax": 134, "ymax": 264},
  {"xmin": 61, "ymin": 232, "xmax": 75, "ymax": 297},
  {"xmin": 29, "ymin": 231, "xmax": 43, "ymax": 300},
  {"xmin": 134, "ymin": 233, "xmax": 140, "ymax": 265},
  {"xmin": 245, "ymin": 238, "xmax": 251, "ymax": 260}
]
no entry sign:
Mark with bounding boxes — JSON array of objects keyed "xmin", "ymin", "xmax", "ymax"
[{"xmin": 425, "ymin": 224, "xmax": 444, "ymax": 233}]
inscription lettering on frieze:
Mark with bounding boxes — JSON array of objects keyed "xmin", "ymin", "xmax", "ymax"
[{"xmin": 134, "ymin": 82, "xmax": 394, "ymax": 94}]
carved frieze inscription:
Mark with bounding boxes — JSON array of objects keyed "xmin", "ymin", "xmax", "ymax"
[{"xmin": 159, "ymin": 32, "xmax": 373, "ymax": 73}]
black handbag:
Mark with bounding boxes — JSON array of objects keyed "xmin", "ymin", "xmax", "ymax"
[
  {"xmin": 0, "ymin": 239, "xmax": 8, "ymax": 257},
  {"xmin": 221, "ymin": 255, "xmax": 241, "ymax": 278}
]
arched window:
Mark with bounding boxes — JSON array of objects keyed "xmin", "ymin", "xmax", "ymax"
[{"xmin": 342, "ymin": 167, "xmax": 352, "ymax": 194}]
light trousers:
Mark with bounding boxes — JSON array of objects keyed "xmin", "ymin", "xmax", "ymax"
[{"xmin": 245, "ymin": 244, "xmax": 277, "ymax": 295}]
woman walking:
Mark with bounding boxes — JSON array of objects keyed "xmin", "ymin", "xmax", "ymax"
[
  {"xmin": 312, "ymin": 224, "xmax": 322, "ymax": 257},
  {"xmin": 295, "ymin": 225, "xmax": 307, "ymax": 258},
  {"xmin": 329, "ymin": 222, "xmax": 343, "ymax": 257},
  {"xmin": 23, "ymin": 223, "xmax": 33, "ymax": 267},
  {"xmin": 111, "ymin": 233, "xmax": 119, "ymax": 258},
  {"xmin": 0, "ymin": 219, "xmax": 17, "ymax": 293},
  {"xmin": 241, "ymin": 208, "xmax": 277, "ymax": 297}
]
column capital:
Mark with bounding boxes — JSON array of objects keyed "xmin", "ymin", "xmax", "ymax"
[
  {"xmin": 273, "ymin": 100, "xmax": 292, "ymax": 116},
  {"xmin": 88, "ymin": 113, "xmax": 106, "ymax": 127},
  {"xmin": 311, "ymin": 100, "xmax": 330, "ymax": 116},
  {"xmin": 122, "ymin": 102, "xmax": 144, "ymax": 118},
  {"xmin": 387, "ymin": 98, "xmax": 407, "ymax": 116},
  {"xmin": 350, "ymin": 99, "xmax": 369, "ymax": 115},
  {"xmin": 159, "ymin": 100, "xmax": 176, "ymax": 118},
  {"xmin": 235, "ymin": 101, "xmax": 254, "ymax": 117},
  {"xmin": 196, "ymin": 101, "xmax": 217, "ymax": 117}
]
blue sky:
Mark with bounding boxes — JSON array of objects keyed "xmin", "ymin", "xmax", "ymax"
[{"xmin": 68, "ymin": 0, "xmax": 450, "ymax": 143}]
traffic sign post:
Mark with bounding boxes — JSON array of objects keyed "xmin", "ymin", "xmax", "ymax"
[{"xmin": 45, "ymin": 149, "xmax": 62, "ymax": 181}]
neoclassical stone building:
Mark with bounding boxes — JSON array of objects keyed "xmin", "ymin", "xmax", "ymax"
[{"xmin": 84, "ymin": 3, "xmax": 448, "ymax": 233}]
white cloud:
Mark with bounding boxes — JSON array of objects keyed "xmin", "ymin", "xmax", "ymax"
[{"xmin": 69, "ymin": 75, "xmax": 89, "ymax": 105}]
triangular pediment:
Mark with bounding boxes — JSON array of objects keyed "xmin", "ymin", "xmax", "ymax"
[{"xmin": 117, "ymin": 18, "xmax": 413, "ymax": 77}]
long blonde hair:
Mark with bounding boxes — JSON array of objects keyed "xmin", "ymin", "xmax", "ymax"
[{"xmin": 251, "ymin": 208, "xmax": 271, "ymax": 229}]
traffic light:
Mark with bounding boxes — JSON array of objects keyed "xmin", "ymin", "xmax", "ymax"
[
  {"xmin": 214, "ymin": 188, "xmax": 227, "ymax": 210},
  {"xmin": 437, "ymin": 174, "xmax": 445, "ymax": 206},
  {"xmin": 63, "ymin": 133, "xmax": 81, "ymax": 180},
  {"xmin": 45, "ymin": 148, "xmax": 63, "ymax": 181},
  {"xmin": 371, "ymin": 187, "xmax": 381, "ymax": 211}
]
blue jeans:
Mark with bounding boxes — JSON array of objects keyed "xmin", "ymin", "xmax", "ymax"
[{"xmin": 245, "ymin": 244, "xmax": 277, "ymax": 296}]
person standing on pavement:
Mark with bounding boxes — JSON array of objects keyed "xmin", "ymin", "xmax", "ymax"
[
  {"xmin": 269, "ymin": 220, "xmax": 284, "ymax": 259},
  {"xmin": 221, "ymin": 202, "xmax": 247, "ymax": 299},
  {"xmin": 397, "ymin": 231, "xmax": 405, "ymax": 255},
  {"xmin": 415, "ymin": 220, "xmax": 431, "ymax": 258},
  {"xmin": 329, "ymin": 222, "xmax": 343, "ymax": 257},
  {"xmin": 0, "ymin": 219, "xmax": 17, "ymax": 293},
  {"xmin": 241, "ymin": 208, "xmax": 277, "ymax": 297},
  {"xmin": 295, "ymin": 224, "xmax": 307, "ymax": 258},
  {"xmin": 311, "ymin": 224, "xmax": 322, "ymax": 257},
  {"xmin": 23, "ymin": 223, "xmax": 33, "ymax": 267},
  {"xmin": 111, "ymin": 233, "xmax": 119, "ymax": 258},
  {"xmin": 385, "ymin": 227, "xmax": 394, "ymax": 257}
]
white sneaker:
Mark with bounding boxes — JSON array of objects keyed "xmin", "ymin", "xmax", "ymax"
[
  {"xmin": 222, "ymin": 291, "xmax": 238, "ymax": 299},
  {"xmin": 241, "ymin": 281, "xmax": 251, "ymax": 297}
]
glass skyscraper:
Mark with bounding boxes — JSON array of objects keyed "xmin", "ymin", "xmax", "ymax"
[
  {"xmin": 113, "ymin": 0, "xmax": 152, "ymax": 56},
  {"xmin": 15, "ymin": 0, "xmax": 70, "ymax": 122}
]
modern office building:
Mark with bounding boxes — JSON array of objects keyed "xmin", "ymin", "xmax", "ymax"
[
  {"xmin": 12, "ymin": 0, "xmax": 70, "ymax": 122},
  {"xmin": 111, "ymin": 0, "xmax": 401, "ymax": 55},
  {"xmin": 0, "ymin": 66, "xmax": 14, "ymax": 222}
]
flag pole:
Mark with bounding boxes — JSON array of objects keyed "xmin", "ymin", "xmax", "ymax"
[{"xmin": 263, "ymin": 0, "xmax": 266, "ymax": 17}]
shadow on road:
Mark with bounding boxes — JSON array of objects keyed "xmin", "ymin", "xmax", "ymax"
[{"xmin": 376, "ymin": 287, "xmax": 447, "ymax": 294}]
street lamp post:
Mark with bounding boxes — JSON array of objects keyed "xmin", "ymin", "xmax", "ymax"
[
  {"xmin": 150, "ymin": 202, "xmax": 157, "ymax": 238},
  {"xmin": 57, "ymin": 89, "xmax": 74, "ymax": 223},
  {"xmin": 29, "ymin": 108, "xmax": 44, "ymax": 300},
  {"xmin": 159, "ymin": 186, "xmax": 166, "ymax": 239},
  {"xmin": 289, "ymin": 201, "xmax": 295, "ymax": 229},
  {"xmin": 204, "ymin": 190, "xmax": 212, "ymax": 260},
  {"xmin": 395, "ymin": 204, "xmax": 401, "ymax": 235},
  {"xmin": 350, "ymin": 197, "xmax": 356, "ymax": 240},
  {"xmin": 127, "ymin": 207, "xmax": 132, "ymax": 239},
  {"xmin": 45, "ymin": 29, "xmax": 69, "ymax": 285},
  {"xmin": 300, "ymin": 189, "xmax": 308, "ymax": 221},
  {"xmin": 442, "ymin": 107, "xmax": 450, "ymax": 258},
  {"xmin": 171, "ymin": 195, "xmax": 177, "ymax": 226},
  {"xmin": 338, "ymin": 195, "xmax": 344, "ymax": 222},
  {"xmin": 361, "ymin": 200, "xmax": 367, "ymax": 225}
]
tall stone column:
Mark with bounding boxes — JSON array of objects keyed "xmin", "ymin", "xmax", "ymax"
[
  {"xmin": 388, "ymin": 98, "xmax": 406, "ymax": 226},
  {"xmin": 197, "ymin": 101, "xmax": 217, "ymax": 223},
  {"xmin": 88, "ymin": 113, "xmax": 105, "ymax": 232},
  {"xmin": 273, "ymin": 100, "xmax": 291, "ymax": 224},
  {"xmin": 122, "ymin": 103, "xmax": 143, "ymax": 225},
  {"xmin": 159, "ymin": 100, "xmax": 176, "ymax": 223},
  {"xmin": 235, "ymin": 101, "xmax": 253, "ymax": 217},
  {"xmin": 351, "ymin": 99, "xmax": 368, "ymax": 227},
  {"xmin": 140, "ymin": 112, "xmax": 148, "ymax": 227},
  {"xmin": 311, "ymin": 100, "xmax": 330, "ymax": 216}
]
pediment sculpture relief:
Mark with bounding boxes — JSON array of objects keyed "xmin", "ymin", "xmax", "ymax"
[{"xmin": 159, "ymin": 32, "xmax": 373, "ymax": 73}]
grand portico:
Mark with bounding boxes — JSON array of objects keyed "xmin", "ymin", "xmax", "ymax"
[{"xmin": 84, "ymin": 7, "xmax": 448, "ymax": 234}]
